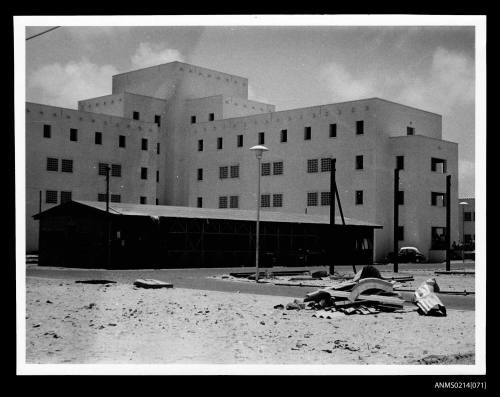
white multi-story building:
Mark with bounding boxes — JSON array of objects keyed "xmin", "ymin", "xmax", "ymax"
[{"xmin": 26, "ymin": 61, "xmax": 459, "ymax": 261}]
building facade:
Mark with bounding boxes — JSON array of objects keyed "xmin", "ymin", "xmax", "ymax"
[
  {"xmin": 458, "ymin": 198, "xmax": 475, "ymax": 247},
  {"xmin": 25, "ymin": 61, "xmax": 459, "ymax": 261}
]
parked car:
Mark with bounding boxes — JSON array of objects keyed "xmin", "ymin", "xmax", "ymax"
[{"xmin": 385, "ymin": 247, "xmax": 426, "ymax": 263}]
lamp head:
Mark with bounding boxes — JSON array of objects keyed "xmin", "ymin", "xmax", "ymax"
[
  {"xmin": 249, "ymin": 145, "xmax": 269, "ymax": 159},
  {"xmin": 459, "ymin": 201, "xmax": 469, "ymax": 205}
]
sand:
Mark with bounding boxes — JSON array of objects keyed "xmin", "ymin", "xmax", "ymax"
[{"xmin": 25, "ymin": 276, "xmax": 475, "ymax": 365}]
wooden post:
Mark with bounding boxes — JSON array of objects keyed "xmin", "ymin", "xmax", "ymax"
[
  {"xmin": 329, "ymin": 159, "xmax": 336, "ymax": 275},
  {"xmin": 394, "ymin": 168, "xmax": 400, "ymax": 273},
  {"xmin": 445, "ymin": 175, "xmax": 451, "ymax": 271}
]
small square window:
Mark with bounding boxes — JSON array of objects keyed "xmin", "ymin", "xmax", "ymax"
[
  {"xmin": 119, "ymin": 135, "xmax": 126, "ymax": 148},
  {"xmin": 141, "ymin": 138, "xmax": 148, "ymax": 151},
  {"xmin": 133, "ymin": 111, "xmax": 140, "ymax": 120},
  {"xmin": 355, "ymin": 190, "xmax": 364, "ymax": 205},
  {"xmin": 431, "ymin": 158, "xmax": 447, "ymax": 173},
  {"xmin": 219, "ymin": 196, "xmax": 228, "ymax": 209},
  {"xmin": 141, "ymin": 167, "xmax": 148, "ymax": 180},
  {"xmin": 356, "ymin": 120, "xmax": 364, "ymax": 135},
  {"xmin": 219, "ymin": 166, "xmax": 229, "ymax": 179},
  {"xmin": 209, "ymin": 113, "xmax": 215, "ymax": 121},
  {"xmin": 217, "ymin": 137, "xmax": 223, "ymax": 150},
  {"xmin": 321, "ymin": 192, "xmax": 331, "ymax": 206},
  {"xmin": 304, "ymin": 126, "xmax": 312, "ymax": 140},
  {"xmin": 407, "ymin": 126, "xmax": 415, "ymax": 136},
  {"xmin": 321, "ymin": 158, "xmax": 332, "ymax": 172},
  {"xmin": 156, "ymin": 198, "xmax": 159, "ymax": 205},
  {"xmin": 307, "ymin": 192, "xmax": 318, "ymax": 207},
  {"xmin": 230, "ymin": 195, "xmax": 239, "ymax": 209},
  {"xmin": 70, "ymin": 128, "xmax": 78, "ymax": 142},
  {"xmin": 261, "ymin": 194, "xmax": 271, "ymax": 208},
  {"xmin": 198, "ymin": 139, "xmax": 204, "ymax": 151},
  {"xmin": 98, "ymin": 163, "xmax": 109, "ymax": 176},
  {"xmin": 111, "ymin": 194, "xmax": 121, "ymax": 203},
  {"xmin": 431, "ymin": 192, "xmax": 446, "ymax": 207},
  {"xmin": 191, "ymin": 115, "xmax": 197, "ymax": 124},
  {"xmin": 111, "ymin": 164, "xmax": 121, "ymax": 177},
  {"xmin": 355, "ymin": 155, "xmax": 364, "ymax": 170},
  {"xmin": 43, "ymin": 124, "xmax": 51, "ymax": 138},
  {"xmin": 307, "ymin": 159, "xmax": 319, "ymax": 173},
  {"xmin": 46, "ymin": 190, "xmax": 58, "ymax": 204},
  {"xmin": 261, "ymin": 162, "xmax": 271, "ymax": 176},
  {"xmin": 60, "ymin": 191, "xmax": 72, "ymax": 204},
  {"xmin": 464, "ymin": 211, "xmax": 472, "ymax": 222},
  {"xmin": 230, "ymin": 165, "xmax": 240, "ymax": 178},
  {"xmin": 156, "ymin": 170, "xmax": 159, "ymax": 183},
  {"xmin": 197, "ymin": 168, "xmax": 203, "ymax": 181},
  {"xmin": 329, "ymin": 124, "xmax": 337, "ymax": 138},
  {"xmin": 280, "ymin": 130, "xmax": 288, "ymax": 143},
  {"xmin": 46, "ymin": 157, "xmax": 58, "ymax": 171},
  {"xmin": 98, "ymin": 193, "xmax": 107, "ymax": 202},
  {"xmin": 197, "ymin": 197, "xmax": 203, "ymax": 208},
  {"xmin": 273, "ymin": 161, "xmax": 283, "ymax": 175},
  {"xmin": 396, "ymin": 156, "xmax": 404, "ymax": 170},
  {"xmin": 154, "ymin": 115, "xmax": 161, "ymax": 126},
  {"xmin": 258, "ymin": 132, "xmax": 265, "ymax": 145},
  {"xmin": 61, "ymin": 159, "xmax": 73, "ymax": 173},
  {"xmin": 237, "ymin": 135, "xmax": 243, "ymax": 147},
  {"xmin": 95, "ymin": 131, "xmax": 102, "ymax": 145},
  {"xmin": 272, "ymin": 194, "xmax": 283, "ymax": 208},
  {"xmin": 140, "ymin": 196, "xmax": 147, "ymax": 204},
  {"xmin": 157, "ymin": 143, "xmax": 160, "ymax": 155}
]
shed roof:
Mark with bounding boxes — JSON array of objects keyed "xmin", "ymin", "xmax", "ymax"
[{"xmin": 35, "ymin": 200, "xmax": 383, "ymax": 228}]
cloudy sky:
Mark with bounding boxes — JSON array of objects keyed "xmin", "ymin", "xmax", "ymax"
[{"xmin": 25, "ymin": 24, "xmax": 476, "ymax": 197}]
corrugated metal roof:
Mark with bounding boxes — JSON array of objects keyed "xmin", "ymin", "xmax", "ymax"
[{"xmin": 71, "ymin": 200, "xmax": 382, "ymax": 228}]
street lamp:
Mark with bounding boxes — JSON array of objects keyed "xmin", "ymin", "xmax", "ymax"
[
  {"xmin": 250, "ymin": 145, "xmax": 269, "ymax": 282},
  {"xmin": 459, "ymin": 201, "xmax": 469, "ymax": 265}
]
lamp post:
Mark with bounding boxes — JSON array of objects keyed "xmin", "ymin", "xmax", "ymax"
[
  {"xmin": 459, "ymin": 201, "xmax": 468, "ymax": 265},
  {"xmin": 250, "ymin": 145, "xmax": 269, "ymax": 283}
]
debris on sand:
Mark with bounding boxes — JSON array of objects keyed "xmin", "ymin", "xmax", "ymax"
[
  {"xmin": 76, "ymin": 280, "xmax": 117, "ymax": 285},
  {"xmin": 414, "ymin": 278, "xmax": 447, "ymax": 316},
  {"xmin": 133, "ymin": 279, "xmax": 173, "ymax": 289}
]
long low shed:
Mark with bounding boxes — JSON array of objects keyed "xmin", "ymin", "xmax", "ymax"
[{"xmin": 33, "ymin": 200, "xmax": 382, "ymax": 269}]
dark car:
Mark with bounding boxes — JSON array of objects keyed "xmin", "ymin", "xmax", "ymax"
[{"xmin": 385, "ymin": 247, "xmax": 426, "ymax": 263}]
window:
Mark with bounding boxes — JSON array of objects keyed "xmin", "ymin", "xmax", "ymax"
[
  {"xmin": 273, "ymin": 194, "xmax": 283, "ymax": 208},
  {"xmin": 61, "ymin": 159, "xmax": 73, "ymax": 173},
  {"xmin": 141, "ymin": 138, "xmax": 148, "ymax": 151},
  {"xmin": 191, "ymin": 115, "xmax": 196, "ymax": 124},
  {"xmin": 133, "ymin": 111, "xmax": 140, "ymax": 120},
  {"xmin": 356, "ymin": 120, "xmax": 364, "ymax": 135},
  {"xmin": 219, "ymin": 166, "xmax": 229, "ymax": 179},
  {"xmin": 141, "ymin": 167, "xmax": 148, "ymax": 180},
  {"xmin": 98, "ymin": 163, "xmax": 109, "ymax": 176},
  {"xmin": 307, "ymin": 159, "xmax": 319, "ymax": 173},
  {"xmin": 230, "ymin": 195, "xmax": 239, "ymax": 209},
  {"xmin": 329, "ymin": 124, "xmax": 337, "ymax": 138},
  {"xmin": 198, "ymin": 139, "xmax": 204, "ymax": 151},
  {"xmin": 431, "ymin": 158, "xmax": 447, "ymax": 173},
  {"xmin": 304, "ymin": 126, "xmax": 312, "ymax": 140},
  {"xmin": 197, "ymin": 197, "xmax": 203, "ymax": 208},
  {"xmin": 156, "ymin": 199, "xmax": 159, "ymax": 205},
  {"xmin": 464, "ymin": 212, "xmax": 473, "ymax": 222},
  {"xmin": 95, "ymin": 131, "xmax": 102, "ymax": 145},
  {"xmin": 258, "ymin": 132, "xmax": 265, "ymax": 145},
  {"xmin": 46, "ymin": 190, "xmax": 58, "ymax": 204},
  {"xmin": 464, "ymin": 234, "xmax": 472, "ymax": 243},
  {"xmin": 111, "ymin": 164, "xmax": 121, "ymax": 177},
  {"xmin": 70, "ymin": 128, "xmax": 78, "ymax": 142},
  {"xmin": 157, "ymin": 143, "xmax": 160, "ymax": 155},
  {"xmin": 431, "ymin": 227, "xmax": 447, "ymax": 249},
  {"xmin": 209, "ymin": 113, "xmax": 215, "ymax": 121},
  {"xmin": 280, "ymin": 129, "xmax": 288, "ymax": 143},
  {"xmin": 307, "ymin": 192, "xmax": 318, "ymax": 207},
  {"xmin": 407, "ymin": 126, "xmax": 415, "ymax": 136},
  {"xmin": 431, "ymin": 192, "xmax": 446, "ymax": 207},
  {"xmin": 355, "ymin": 190, "xmax": 364, "ymax": 205},
  {"xmin": 321, "ymin": 192, "xmax": 331, "ymax": 206},
  {"xmin": 398, "ymin": 226, "xmax": 404, "ymax": 241},
  {"xmin": 154, "ymin": 115, "xmax": 161, "ymax": 126},
  {"xmin": 230, "ymin": 165, "xmax": 240, "ymax": 178},
  {"xmin": 140, "ymin": 196, "xmax": 147, "ymax": 204},
  {"xmin": 237, "ymin": 135, "xmax": 243, "ymax": 147},
  {"xmin": 355, "ymin": 155, "xmax": 364, "ymax": 170},
  {"xmin": 119, "ymin": 135, "xmax": 126, "ymax": 148},
  {"xmin": 396, "ymin": 156, "xmax": 404, "ymax": 170},
  {"xmin": 60, "ymin": 191, "xmax": 72, "ymax": 204},
  {"xmin": 98, "ymin": 193, "xmax": 107, "ymax": 202},
  {"xmin": 261, "ymin": 162, "xmax": 271, "ymax": 176},
  {"xmin": 219, "ymin": 196, "xmax": 228, "ymax": 209},
  {"xmin": 261, "ymin": 194, "xmax": 271, "ymax": 208},
  {"xmin": 321, "ymin": 158, "xmax": 332, "ymax": 172},
  {"xmin": 46, "ymin": 157, "xmax": 58, "ymax": 172},
  {"xmin": 197, "ymin": 168, "xmax": 203, "ymax": 181},
  {"xmin": 397, "ymin": 191, "xmax": 404, "ymax": 205},
  {"xmin": 156, "ymin": 170, "xmax": 159, "ymax": 183},
  {"xmin": 273, "ymin": 161, "xmax": 283, "ymax": 175},
  {"xmin": 111, "ymin": 194, "xmax": 121, "ymax": 203},
  {"xmin": 43, "ymin": 124, "xmax": 51, "ymax": 138},
  {"xmin": 217, "ymin": 137, "xmax": 223, "ymax": 150}
]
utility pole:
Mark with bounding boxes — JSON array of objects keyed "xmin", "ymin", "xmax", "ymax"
[
  {"xmin": 393, "ymin": 168, "xmax": 400, "ymax": 273},
  {"xmin": 106, "ymin": 165, "xmax": 111, "ymax": 268},
  {"xmin": 329, "ymin": 159, "xmax": 336, "ymax": 275},
  {"xmin": 445, "ymin": 175, "xmax": 451, "ymax": 271}
]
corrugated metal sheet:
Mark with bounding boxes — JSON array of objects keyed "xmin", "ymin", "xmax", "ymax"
[{"xmin": 71, "ymin": 200, "xmax": 382, "ymax": 228}]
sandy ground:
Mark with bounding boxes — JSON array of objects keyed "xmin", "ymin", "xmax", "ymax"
[{"xmin": 25, "ymin": 276, "xmax": 475, "ymax": 365}]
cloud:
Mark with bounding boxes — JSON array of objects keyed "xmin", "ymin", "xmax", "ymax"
[
  {"xmin": 130, "ymin": 42, "xmax": 184, "ymax": 69},
  {"xmin": 28, "ymin": 59, "xmax": 118, "ymax": 108},
  {"xmin": 320, "ymin": 47, "xmax": 475, "ymax": 115}
]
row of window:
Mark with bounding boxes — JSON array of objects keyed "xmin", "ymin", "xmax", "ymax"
[
  {"xmin": 219, "ymin": 165, "xmax": 240, "ymax": 179},
  {"xmin": 132, "ymin": 112, "xmax": 162, "ymax": 127},
  {"xmin": 46, "ymin": 158, "xmax": 73, "ymax": 173},
  {"xmin": 218, "ymin": 195, "xmax": 240, "ymax": 209},
  {"xmin": 307, "ymin": 191, "xmax": 363, "ymax": 206},
  {"xmin": 191, "ymin": 113, "xmax": 215, "ymax": 124},
  {"xmin": 45, "ymin": 190, "xmax": 72, "ymax": 204}
]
